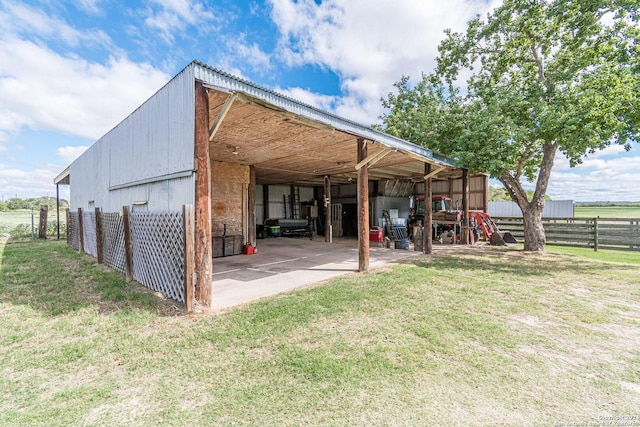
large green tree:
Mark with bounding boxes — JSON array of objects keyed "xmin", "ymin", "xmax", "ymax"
[{"xmin": 379, "ymin": 0, "xmax": 639, "ymax": 251}]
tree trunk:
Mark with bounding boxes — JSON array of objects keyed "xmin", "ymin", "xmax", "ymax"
[
  {"xmin": 500, "ymin": 141, "xmax": 556, "ymax": 252},
  {"xmin": 522, "ymin": 204, "xmax": 545, "ymax": 251}
]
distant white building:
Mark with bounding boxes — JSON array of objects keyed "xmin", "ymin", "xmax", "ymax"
[{"xmin": 488, "ymin": 200, "xmax": 574, "ymax": 218}]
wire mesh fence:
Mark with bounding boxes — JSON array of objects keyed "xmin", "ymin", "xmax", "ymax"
[
  {"xmin": 69, "ymin": 211, "xmax": 79, "ymax": 250},
  {"xmin": 130, "ymin": 211, "xmax": 185, "ymax": 302},
  {"xmin": 101, "ymin": 212, "xmax": 126, "ymax": 274},
  {"xmin": 0, "ymin": 211, "xmax": 32, "ymax": 238},
  {"xmin": 0, "ymin": 210, "xmax": 67, "ymax": 239},
  {"xmin": 66, "ymin": 208, "xmax": 187, "ymax": 304},
  {"xmin": 82, "ymin": 211, "xmax": 98, "ymax": 258}
]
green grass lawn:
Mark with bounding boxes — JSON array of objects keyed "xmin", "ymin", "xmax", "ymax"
[
  {"xmin": 1, "ymin": 237, "xmax": 639, "ymax": 426},
  {"xmin": 574, "ymin": 205, "xmax": 640, "ymax": 218}
]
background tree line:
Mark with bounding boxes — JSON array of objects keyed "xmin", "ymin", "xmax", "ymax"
[{"xmin": 0, "ymin": 197, "xmax": 69, "ymax": 212}]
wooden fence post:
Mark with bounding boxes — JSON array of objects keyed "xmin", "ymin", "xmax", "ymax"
[
  {"xmin": 38, "ymin": 205, "xmax": 48, "ymax": 239},
  {"xmin": 183, "ymin": 204, "xmax": 195, "ymax": 312},
  {"xmin": 594, "ymin": 216, "xmax": 599, "ymax": 252},
  {"xmin": 122, "ymin": 206, "xmax": 134, "ymax": 281},
  {"xmin": 95, "ymin": 207, "xmax": 103, "ymax": 264},
  {"xmin": 56, "ymin": 184, "xmax": 60, "ymax": 240},
  {"xmin": 77, "ymin": 208, "xmax": 84, "ymax": 253},
  {"xmin": 66, "ymin": 209, "xmax": 70, "ymax": 245}
]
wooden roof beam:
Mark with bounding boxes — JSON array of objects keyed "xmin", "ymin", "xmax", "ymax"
[
  {"xmin": 424, "ymin": 165, "xmax": 446, "ymax": 180},
  {"xmin": 354, "ymin": 147, "xmax": 392, "ymax": 170},
  {"xmin": 209, "ymin": 92, "xmax": 237, "ymax": 141}
]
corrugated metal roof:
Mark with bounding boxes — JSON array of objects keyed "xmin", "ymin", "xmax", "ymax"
[{"xmin": 191, "ymin": 60, "xmax": 457, "ymax": 169}]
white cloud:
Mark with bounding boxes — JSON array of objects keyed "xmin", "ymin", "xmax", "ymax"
[
  {"xmin": 588, "ymin": 144, "xmax": 628, "ymax": 158},
  {"xmin": 0, "ymin": 162, "xmax": 67, "ymax": 199},
  {"xmin": 0, "ymin": 38, "xmax": 169, "ymax": 140},
  {"xmin": 268, "ymin": 0, "xmax": 502, "ymax": 124},
  {"xmin": 56, "ymin": 146, "xmax": 89, "ymax": 164},
  {"xmin": 275, "ymin": 86, "xmax": 339, "ymax": 111},
  {"xmin": 0, "ymin": 144, "xmax": 6, "ymax": 152},
  {"xmin": 548, "ymin": 155, "xmax": 640, "ymax": 201},
  {"xmin": 554, "ymin": 144, "xmax": 635, "ymax": 172},
  {"xmin": 76, "ymin": 0, "xmax": 103, "ymax": 15},
  {"xmin": 145, "ymin": 0, "xmax": 214, "ymax": 43},
  {"xmin": 0, "ymin": 0, "xmax": 111, "ymax": 48},
  {"xmin": 228, "ymin": 38, "xmax": 273, "ymax": 71}
]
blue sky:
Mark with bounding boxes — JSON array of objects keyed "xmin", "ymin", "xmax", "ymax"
[{"xmin": 0, "ymin": 0, "xmax": 638, "ymax": 203}]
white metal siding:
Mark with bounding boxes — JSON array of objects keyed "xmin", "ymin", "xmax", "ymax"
[
  {"xmin": 267, "ymin": 185, "xmax": 289, "ymax": 218},
  {"xmin": 70, "ymin": 66, "xmax": 195, "ymax": 211},
  {"xmin": 299, "ymin": 187, "xmax": 314, "ymax": 203},
  {"xmin": 373, "ymin": 196, "xmax": 410, "ymax": 227},
  {"xmin": 109, "ymin": 67, "xmax": 195, "ymax": 187},
  {"xmin": 70, "ymin": 137, "xmax": 110, "ymax": 210},
  {"xmin": 256, "ymin": 184, "xmax": 264, "ymax": 224},
  {"xmin": 488, "ymin": 200, "xmax": 574, "ymax": 218}
]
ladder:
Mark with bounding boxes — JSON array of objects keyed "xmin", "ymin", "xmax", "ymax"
[
  {"xmin": 383, "ymin": 210, "xmax": 394, "ymax": 241},
  {"xmin": 383, "ymin": 209, "xmax": 408, "ymax": 241},
  {"xmin": 292, "ymin": 186, "xmax": 301, "ymax": 220}
]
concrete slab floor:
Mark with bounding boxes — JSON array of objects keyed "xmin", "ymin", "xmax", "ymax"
[{"xmin": 211, "ymin": 236, "xmax": 424, "ymax": 311}]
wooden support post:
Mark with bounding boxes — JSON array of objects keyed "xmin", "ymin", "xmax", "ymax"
[
  {"xmin": 481, "ymin": 174, "xmax": 489, "ymax": 213},
  {"xmin": 324, "ymin": 175, "xmax": 332, "ymax": 243},
  {"xmin": 56, "ymin": 184, "xmax": 60, "ymax": 240},
  {"xmin": 77, "ymin": 207, "xmax": 84, "ymax": 253},
  {"xmin": 357, "ymin": 138, "xmax": 369, "ymax": 272},
  {"xmin": 38, "ymin": 205, "xmax": 48, "ymax": 239},
  {"xmin": 194, "ymin": 81, "xmax": 213, "ymax": 308},
  {"xmin": 594, "ymin": 216, "xmax": 599, "ymax": 252},
  {"xmin": 95, "ymin": 207, "xmax": 103, "ymax": 264},
  {"xmin": 248, "ymin": 166, "xmax": 257, "ymax": 247},
  {"xmin": 424, "ymin": 164, "xmax": 433, "ymax": 255},
  {"xmin": 183, "ymin": 204, "xmax": 195, "ymax": 312},
  {"xmin": 122, "ymin": 206, "xmax": 133, "ymax": 281},
  {"xmin": 462, "ymin": 168, "xmax": 470, "ymax": 245}
]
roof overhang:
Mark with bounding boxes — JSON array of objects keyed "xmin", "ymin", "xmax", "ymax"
[
  {"xmin": 54, "ymin": 166, "xmax": 70, "ymax": 185},
  {"xmin": 194, "ymin": 61, "xmax": 463, "ymax": 186}
]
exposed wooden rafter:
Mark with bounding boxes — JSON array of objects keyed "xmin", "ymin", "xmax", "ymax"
[
  {"xmin": 209, "ymin": 92, "xmax": 237, "ymax": 141},
  {"xmin": 424, "ymin": 165, "xmax": 446, "ymax": 180},
  {"xmin": 354, "ymin": 147, "xmax": 392, "ymax": 170}
]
